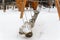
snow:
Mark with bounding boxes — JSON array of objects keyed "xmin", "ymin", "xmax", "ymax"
[{"xmin": 0, "ymin": 7, "xmax": 60, "ymax": 40}]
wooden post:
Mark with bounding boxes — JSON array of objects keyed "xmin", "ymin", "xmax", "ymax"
[
  {"xmin": 16, "ymin": 0, "xmax": 26, "ymax": 18},
  {"xmin": 55, "ymin": 0, "xmax": 60, "ymax": 20},
  {"xmin": 2, "ymin": 0, "xmax": 6, "ymax": 12}
]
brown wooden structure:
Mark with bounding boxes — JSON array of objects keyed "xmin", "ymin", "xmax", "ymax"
[
  {"xmin": 16, "ymin": 0, "xmax": 38, "ymax": 18},
  {"xmin": 55, "ymin": 0, "xmax": 60, "ymax": 19},
  {"xmin": 15, "ymin": 0, "xmax": 60, "ymax": 20}
]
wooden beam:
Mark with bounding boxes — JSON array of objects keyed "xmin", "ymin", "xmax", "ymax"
[
  {"xmin": 16, "ymin": 0, "xmax": 26, "ymax": 18},
  {"xmin": 55, "ymin": 0, "xmax": 60, "ymax": 20}
]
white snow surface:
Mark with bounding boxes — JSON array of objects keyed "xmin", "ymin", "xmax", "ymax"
[{"xmin": 0, "ymin": 7, "xmax": 60, "ymax": 40}]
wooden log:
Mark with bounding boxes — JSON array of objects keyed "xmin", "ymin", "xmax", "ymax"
[
  {"xmin": 16, "ymin": 0, "xmax": 38, "ymax": 18},
  {"xmin": 55, "ymin": 0, "xmax": 60, "ymax": 20},
  {"xmin": 31, "ymin": 1, "xmax": 38, "ymax": 10},
  {"xmin": 16, "ymin": 0, "xmax": 26, "ymax": 18}
]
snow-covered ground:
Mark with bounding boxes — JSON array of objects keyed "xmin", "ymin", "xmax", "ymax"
[{"xmin": 0, "ymin": 7, "xmax": 60, "ymax": 40}]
